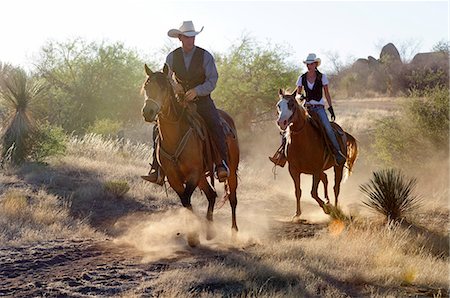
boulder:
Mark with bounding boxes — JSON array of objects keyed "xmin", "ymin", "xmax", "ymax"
[
  {"xmin": 380, "ymin": 43, "xmax": 402, "ymax": 64},
  {"xmin": 410, "ymin": 51, "xmax": 449, "ymax": 69}
]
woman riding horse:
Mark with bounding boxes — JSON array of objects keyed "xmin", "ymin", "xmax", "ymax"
[{"xmin": 275, "ymin": 89, "xmax": 358, "ymax": 218}]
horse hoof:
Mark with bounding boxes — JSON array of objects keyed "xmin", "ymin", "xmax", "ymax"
[
  {"xmin": 187, "ymin": 232, "xmax": 200, "ymax": 247},
  {"xmin": 292, "ymin": 215, "xmax": 302, "ymax": 223},
  {"xmin": 322, "ymin": 203, "xmax": 332, "ymax": 215},
  {"xmin": 231, "ymin": 228, "xmax": 238, "ymax": 243},
  {"xmin": 206, "ymin": 225, "xmax": 217, "ymax": 240}
]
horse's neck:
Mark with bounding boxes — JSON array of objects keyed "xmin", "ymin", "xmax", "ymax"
[
  {"xmin": 290, "ymin": 106, "xmax": 309, "ymax": 132},
  {"xmin": 161, "ymin": 94, "xmax": 183, "ymax": 122},
  {"xmin": 158, "ymin": 99, "xmax": 190, "ymax": 148}
]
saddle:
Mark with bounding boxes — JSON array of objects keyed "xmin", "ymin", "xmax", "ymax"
[
  {"xmin": 308, "ymin": 111, "xmax": 347, "ymax": 161},
  {"xmin": 184, "ymin": 103, "xmax": 235, "ymax": 178}
]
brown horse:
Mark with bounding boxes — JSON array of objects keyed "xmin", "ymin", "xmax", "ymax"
[
  {"xmin": 142, "ymin": 64, "xmax": 239, "ymax": 245},
  {"xmin": 276, "ymin": 89, "xmax": 358, "ymax": 219}
]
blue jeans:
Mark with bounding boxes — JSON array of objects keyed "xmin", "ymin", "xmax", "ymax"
[
  {"xmin": 195, "ymin": 96, "xmax": 228, "ymax": 163},
  {"xmin": 307, "ymin": 105, "xmax": 341, "ymax": 154}
]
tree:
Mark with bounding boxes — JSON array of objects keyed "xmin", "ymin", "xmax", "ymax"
[
  {"xmin": 33, "ymin": 38, "xmax": 146, "ymax": 133},
  {"xmin": 0, "ymin": 67, "xmax": 47, "ymax": 165},
  {"xmin": 213, "ymin": 36, "xmax": 299, "ymax": 129}
]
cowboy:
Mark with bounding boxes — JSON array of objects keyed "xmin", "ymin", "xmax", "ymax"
[
  {"xmin": 269, "ymin": 53, "xmax": 346, "ymax": 167},
  {"xmin": 142, "ymin": 21, "xmax": 229, "ymax": 184}
]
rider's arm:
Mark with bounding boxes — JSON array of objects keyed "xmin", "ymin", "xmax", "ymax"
[{"xmin": 194, "ymin": 51, "xmax": 218, "ymax": 97}]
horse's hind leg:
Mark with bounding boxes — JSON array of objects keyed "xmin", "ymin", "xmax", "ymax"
[
  {"xmin": 320, "ymin": 172, "xmax": 329, "ymax": 204},
  {"xmin": 333, "ymin": 166, "xmax": 344, "ymax": 206},
  {"xmin": 198, "ymin": 177, "xmax": 218, "ymax": 240},
  {"xmin": 311, "ymin": 173, "xmax": 327, "ymax": 213}
]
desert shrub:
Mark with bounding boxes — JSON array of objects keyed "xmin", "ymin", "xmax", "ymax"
[
  {"xmin": 86, "ymin": 118, "xmax": 123, "ymax": 138},
  {"xmin": 372, "ymin": 87, "xmax": 449, "ymax": 167},
  {"xmin": 103, "ymin": 180, "xmax": 130, "ymax": 197},
  {"xmin": 29, "ymin": 122, "xmax": 67, "ymax": 162},
  {"xmin": 360, "ymin": 168, "xmax": 422, "ymax": 222},
  {"xmin": 403, "ymin": 67, "xmax": 449, "ymax": 91},
  {"xmin": 408, "ymin": 87, "xmax": 449, "ymax": 147}
]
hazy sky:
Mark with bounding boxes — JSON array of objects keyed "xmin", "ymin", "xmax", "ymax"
[{"xmin": 1, "ymin": 0, "xmax": 448, "ymax": 72}]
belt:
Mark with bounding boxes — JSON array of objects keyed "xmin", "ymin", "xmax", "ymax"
[{"xmin": 305, "ymin": 104, "xmax": 324, "ymax": 108}]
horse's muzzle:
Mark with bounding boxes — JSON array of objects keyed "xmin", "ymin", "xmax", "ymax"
[{"xmin": 142, "ymin": 100, "xmax": 159, "ymax": 122}]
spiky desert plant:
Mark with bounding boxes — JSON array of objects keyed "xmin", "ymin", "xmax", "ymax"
[
  {"xmin": 360, "ymin": 169, "xmax": 422, "ymax": 222},
  {"xmin": 0, "ymin": 67, "xmax": 47, "ymax": 165}
]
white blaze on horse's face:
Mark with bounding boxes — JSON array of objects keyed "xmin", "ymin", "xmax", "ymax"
[{"xmin": 276, "ymin": 97, "xmax": 294, "ymax": 131}]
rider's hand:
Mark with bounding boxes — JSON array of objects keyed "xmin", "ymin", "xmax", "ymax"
[
  {"xmin": 185, "ymin": 88, "xmax": 198, "ymax": 102},
  {"xmin": 173, "ymin": 83, "xmax": 184, "ymax": 96},
  {"xmin": 328, "ymin": 106, "xmax": 336, "ymax": 122}
]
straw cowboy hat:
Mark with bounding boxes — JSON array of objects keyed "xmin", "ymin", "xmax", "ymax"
[
  {"xmin": 168, "ymin": 21, "xmax": 204, "ymax": 38},
  {"xmin": 303, "ymin": 53, "xmax": 321, "ymax": 66}
]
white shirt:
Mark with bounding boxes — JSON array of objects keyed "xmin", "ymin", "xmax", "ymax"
[{"xmin": 296, "ymin": 72, "xmax": 329, "ymax": 106}]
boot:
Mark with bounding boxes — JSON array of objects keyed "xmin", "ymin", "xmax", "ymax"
[
  {"xmin": 269, "ymin": 149, "xmax": 287, "ymax": 167},
  {"xmin": 334, "ymin": 150, "xmax": 346, "ymax": 166},
  {"xmin": 141, "ymin": 162, "xmax": 164, "ymax": 186},
  {"xmin": 216, "ymin": 161, "xmax": 229, "ymax": 183}
]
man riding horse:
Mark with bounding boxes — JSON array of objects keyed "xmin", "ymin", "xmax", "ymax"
[{"xmin": 142, "ymin": 20, "xmax": 229, "ymax": 184}]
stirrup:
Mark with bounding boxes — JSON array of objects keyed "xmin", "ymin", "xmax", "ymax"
[
  {"xmin": 215, "ymin": 161, "xmax": 230, "ymax": 182},
  {"xmin": 269, "ymin": 151, "xmax": 287, "ymax": 167},
  {"xmin": 141, "ymin": 169, "xmax": 164, "ymax": 186}
]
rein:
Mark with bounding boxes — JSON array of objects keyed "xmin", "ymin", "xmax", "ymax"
[
  {"xmin": 158, "ymin": 126, "xmax": 193, "ymax": 164},
  {"xmin": 154, "ymin": 76, "xmax": 194, "ymax": 166},
  {"xmin": 288, "ymin": 103, "xmax": 307, "ymax": 135}
]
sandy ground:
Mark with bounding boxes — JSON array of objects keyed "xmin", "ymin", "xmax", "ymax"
[{"xmin": 0, "ymin": 97, "xmax": 448, "ymax": 297}]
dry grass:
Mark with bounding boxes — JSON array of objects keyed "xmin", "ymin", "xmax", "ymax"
[
  {"xmin": 0, "ymin": 98, "xmax": 448, "ymax": 296},
  {"xmin": 0, "ymin": 187, "xmax": 99, "ymax": 245}
]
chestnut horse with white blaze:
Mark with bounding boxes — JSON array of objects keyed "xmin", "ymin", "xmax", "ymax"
[
  {"xmin": 142, "ymin": 64, "xmax": 239, "ymax": 246},
  {"xmin": 276, "ymin": 89, "xmax": 358, "ymax": 219}
]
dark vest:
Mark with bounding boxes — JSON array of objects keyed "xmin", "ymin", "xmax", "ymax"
[
  {"xmin": 301, "ymin": 70, "xmax": 323, "ymax": 101},
  {"xmin": 172, "ymin": 47, "xmax": 207, "ymax": 97}
]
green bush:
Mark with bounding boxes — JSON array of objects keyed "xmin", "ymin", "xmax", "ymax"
[
  {"xmin": 87, "ymin": 118, "xmax": 123, "ymax": 138},
  {"xmin": 408, "ymin": 87, "xmax": 449, "ymax": 147},
  {"xmin": 103, "ymin": 180, "xmax": 130, "ymax": 197},
  {"xmin": 30, "ymin": 122, "xmax": 67, "ymax": 162},
  {"xmin": 372, "ymin": 87, "xmax": 449, "ymax": 167}
]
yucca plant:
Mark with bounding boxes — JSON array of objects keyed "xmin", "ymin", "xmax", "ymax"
[
  {"xmin": 0, "ymin": 67, "xmax": 47, "ymax": 165},
  {"xmin": 360, "ymin": 168, "xmax": 422, "ymax": 222}
]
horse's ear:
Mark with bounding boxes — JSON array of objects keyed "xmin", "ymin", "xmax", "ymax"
[
  {"xmin": 278, "ymin": 89, "xmax": 284, "ymax": 96},
  {"xmin": 291, "ymin": 90, "xmax": 297, "ymax": 97},
  {"xmin": 163, "ymin": 63, "xmax": 170, "ymax": 76},
  {"xmin": 144, "ymin": 64, "xmax": 153, "ymax": 76}
]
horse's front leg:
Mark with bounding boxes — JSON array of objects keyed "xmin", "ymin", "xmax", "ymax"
[
  {"xmin": 288, "ymin": 166, "xmax": 302, "ymax": 222},
  {"xmin": 198, "ymin": 177, "xmax": 217, "ymax": 240},
  {"xmin": 173, "ymin": 181, "xmax": 199, "ymax": 247}
]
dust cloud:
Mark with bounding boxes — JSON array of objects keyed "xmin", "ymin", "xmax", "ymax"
[{"xmin": 114, "ymin": 98, "xmax": 448, "ymax": 260}]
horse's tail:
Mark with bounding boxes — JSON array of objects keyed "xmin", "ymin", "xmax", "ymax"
[{"xmin": 344, "ymin": 132, "xmax": 358, "ymax": 180}]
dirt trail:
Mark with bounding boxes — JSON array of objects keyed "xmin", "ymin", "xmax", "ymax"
[{"xmin": 0, "ymin": 220, "xmax": 326, "ymax": 297}]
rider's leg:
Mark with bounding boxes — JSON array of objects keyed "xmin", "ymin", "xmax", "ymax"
[
  {"xmin": 141, "ymin": 124, "xmax": 164, "ymax": 185},
  {"xmin": 195, "ymin": 97, "xmax": 229, "ymax": 182},
  {"xmin": 314, "ymin": 106, "xmax": 346, "ymax": 165},
  {"xmin": 269, "ymin": 132, "xmax": 287, "ymax": 167}
]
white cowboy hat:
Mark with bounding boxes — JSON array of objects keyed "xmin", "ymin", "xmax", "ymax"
[
  {"xmin": 303, "ymin": 53, "xmax": 321, "ymax": 66},
  {"xmin": 167, "ymin": 21, "xmax": 204, "ymax": 38}
]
